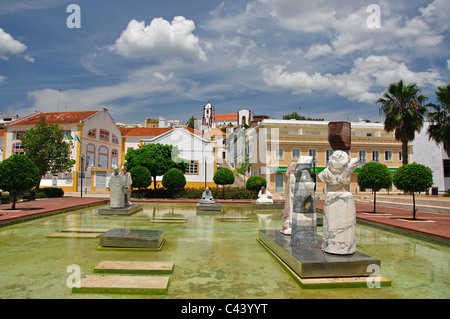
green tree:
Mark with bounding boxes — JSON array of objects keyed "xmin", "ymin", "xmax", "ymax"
[
  {"xmin": 129, "ymin": 166, "xmax": 152, "ymax": 190},
  {"xmin": 377, "ymin": 80, "xmax": 428, "ymax": 165},
  {"xmin": 283, "ymin": 112, "xmax": 311, "ymax": 120},
  {"xmin": 393, "ymin": 163, "xmax": 433, "ymax": 220},
  {"xmin": 357, "ymin": 162, "xmax": 393, "ymax": 213},
  {"xmin": 186, "ymin": 116, "xmax": 198, "ymax": 129},
  {"xmin": 0, "ymin": 154, "xmax": 41, "ymax": 210},
  {"xmin": 235, "ymin": 154, "xmax": 252, "ymax": 184},
  {"xmin": 124, "ymin": 143, "xmax": 187, "ymax": 189},
  {"xmin": 426, "ymin": 83, "xmax": 450, "ymax": 156},
  {"xmin": 213, "ymin": 168, "xmax": 235, "ymax": 198},
  {"xmin": 21, "ymin": 116, "xmax": 76, "ymax": 188},
  {"xmin": 245, "ymin": 176, "xmax": 267, "ymax": 191},
  {"xmin": 162, "ymin": 168, "xmax": 186, "ymax": 197}
]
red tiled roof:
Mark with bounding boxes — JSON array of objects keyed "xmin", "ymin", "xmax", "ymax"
[
  {"xmin": 120, "ymin": 127, "xmax": 173, "ymax": 137},
  {"xmin": 214, "ymin": 113, "xmax": 238, "ymax": 121},
  {"xmin": 9, "ymin": 111, "xmax": 100, "ymax": 126}
]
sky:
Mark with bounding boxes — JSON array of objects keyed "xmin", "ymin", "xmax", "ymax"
[{"xmin": 0, "ymin": 0, "xmax": 449, "ymax": 125}]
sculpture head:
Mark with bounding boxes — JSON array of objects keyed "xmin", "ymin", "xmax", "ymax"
[
  {"xmin": 113, "ymin": 167, "xmax": 119, "ymax": 176},
  {"xmin": 205, "ymin": 186, "xmax": 210, "ymax": 194},
  {"xmin": 122, "ymin": 166, "xmax": 128, "ymax": 173},
  {"xmin": 261, "ymin": 186, "xmax": 266, "ymax": 193},
  {"xmin": 328, "ymin": 150, "xmax": 349, "ymax": 173}
]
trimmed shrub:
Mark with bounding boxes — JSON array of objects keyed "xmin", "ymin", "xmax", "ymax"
[
  {"xmin": 213, "ymin": 168, "xmax": 235, "ymax": 186},
  {"xmin": 36, "ymin": 187, "xmax": 65, "ymax": 198},
  {"xmin": 357, "ymin": 162, "xmax": 393, "ymax": 213},
  {"xmin": 393, "ymin": 163, "xmax": 433, "ymax": 219},
  {"xmin": 129, "ymin": 165, "xmax": 152, "ymax": 189},
  {"xmin": 246, "ymin": 176, "xmax": 267, "ymax": 191},
  {"xmin": 162, "ymin": 168, "xmax": 186, "ymax": 190}
]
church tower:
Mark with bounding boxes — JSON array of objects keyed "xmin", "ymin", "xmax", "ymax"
[{"xmin": 202, "ymin": 101, "xmax": 215, "ymax": 129}]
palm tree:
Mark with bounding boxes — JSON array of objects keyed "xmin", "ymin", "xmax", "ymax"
[
  {"xmin": 377, "ymin": 80, "xmax": 428, "ymax": 165},
  {"xmin": 426, "ymin": 83, "xmax": 450, "ymax": 156}
]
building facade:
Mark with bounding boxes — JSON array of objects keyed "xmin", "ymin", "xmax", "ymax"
[
  {"xmin": 3, "ymin": 108, "xmax": 122, "ymax": 193},
  {"xmin": 241, "ymin": 119, "xmax": 406, "ymax": 193},
  {"xmin": 122, "ymin": 126, "xmax": 217, "ymax": 188}
]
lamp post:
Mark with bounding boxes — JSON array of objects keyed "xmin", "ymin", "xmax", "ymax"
[
  {"xmin": 203, "ymin": 156, "xmax": 208, "ymax": 189},
  {"xmin": 312, "ymin": 159, "xmax": 317, "ymax": 192},
  {"xmin": 79, "ymin": 154, "xmax": 85, "ymax": 198}
]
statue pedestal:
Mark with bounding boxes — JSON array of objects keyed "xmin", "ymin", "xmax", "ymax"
[
  {"xmin": 258, "ymin": 229, "xmax": 391, "ymax": 288},
  {"xmin": 98, "ymin": 204, "xmax": 143, "ymax": 215},
  {"xmin": 196, "ymin": 202, "xmax": 222, "ymax": 212},
  {"xmin": 99, "ymin": 229, "xmax": 164, "ymax": 250}
]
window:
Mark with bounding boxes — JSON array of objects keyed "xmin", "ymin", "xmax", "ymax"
[
  {"xmin": 384, "ymin": 150, "xmax": 393, "ymax": 162},
  {"xmin": 186, "ymin": 160, "xmax": 198, "ymax": 174},
  {"xmin": 14, "ymin": 131, "xmax": 25, "ymax": 140},
  {"xmin": 12, "ymin": 142, "xmax": 24, "ymax": 154},
  {"xmin": 111, "ymin": 149, "xmax": 118, "ymax": 168},
  {"xmin": 99, "ymin": 129, "xmax": 109, "ymax": 142},
  {"xmin": 444, "ymin": 160, "xmax": 450, "ymax": 178},
  {"xmin": 308, "ymin": 149, "xmax": 317, "ymax": 162},
  {"xmin": 326, "ymin": 149, "xmax": 334, "ymax": 166},
  {"xmin": 359, "ymin": 150, "xmax": 367, "ymax": 165},
  {"xmin": 275, "ymin": 148, "xmax": 284, "ymax": 160},
  {"xmin": 87, "ymin": 129, "xmax": 96, "ymax": 138},
  {"xmin": 112, "ymin": 134, "xmax": 119, "ymax": 144},
  {"xmin": 292, "ymin": 149, "xmax": 301, "ymax": 160},
  {"xmin": 98, "ymin": 146, "xmax": 109, "ymax": 168},
  {"xmin": 372, "ymin": 150, "xmax": 380, "ymax": 162},
  {"xmin": 86, "ymin": 144, "xmax": 95, "ymax": 167},
  {"xmin": 398, "ymin": 151, "xmax": 403, "ymax": 162}
]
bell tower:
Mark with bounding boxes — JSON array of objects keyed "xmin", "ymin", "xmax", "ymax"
[{"xmin": 202, "ymin": 101, "xmax": 215, "ymax": 129}]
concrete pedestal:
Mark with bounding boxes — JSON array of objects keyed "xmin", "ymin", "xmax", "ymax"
[
  {"xmin": 98, "ymin": 204, "xmax": 143, "ymax": 215},
  {"xmin": 99, "ymin": 229, "xmax": 164, "ymax": 249}
]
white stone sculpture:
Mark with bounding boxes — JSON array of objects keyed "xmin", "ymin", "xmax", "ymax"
[
  {"xmin": 108, "ymin": 168, "xmax": 125, "ymax": 208},
  {"xmin": 281, "ymin": 162, "xmax": 297, "ymax": 235},
  {"xmin": 121, "ymin": 166, "xmax": 132, "ymax": 206},
  {"xmin": 318, "ymin": 150, "xmax": 359, "ymax": 255},
  {"xmin": 256, "ymin": 186, "xmax": 273, "ymax": 204}
]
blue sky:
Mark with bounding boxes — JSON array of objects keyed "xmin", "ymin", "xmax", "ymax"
[{"xmin": 0, "ymin": 0, "xmax": 449, "ymax": 124}]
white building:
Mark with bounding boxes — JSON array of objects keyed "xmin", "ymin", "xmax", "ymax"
[
  {"xmin": 412, "ymin": 122, "xmax": 449, "ymax": 193},
  {"xmin": 3, "ymin": 108, "xmax": 122, "ymax": 192},
  {"xmin": 124, "ymin": 126, "xmax": 217, "ymax": 188}
]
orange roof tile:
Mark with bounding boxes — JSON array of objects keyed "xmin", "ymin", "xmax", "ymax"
[
  {"xmin": 9, "ymin": 111, "xmax": 100, "ymax": 126},
  {"xmin": 214, "ymin": 113, "xmax": 238, "ymax": 121},
  {"xmin": 120, "ymin": 127, "xmax": 173, "ymax": 137}
]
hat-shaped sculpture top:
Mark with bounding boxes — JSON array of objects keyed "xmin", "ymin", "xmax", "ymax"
[{"xmin": 328, "ymin": 121, "xmax": 351, "ymax": 151}]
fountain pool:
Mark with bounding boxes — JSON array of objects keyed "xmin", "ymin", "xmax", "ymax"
[{"xmin": 0, "ymin": 202, "xmax": 448, "ymax": 299}]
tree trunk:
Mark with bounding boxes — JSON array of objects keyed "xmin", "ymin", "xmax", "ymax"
[
  {"xmin": 153, "ymin": 175, "xmax": 157, "ymax": 190},
  {"xmin": 402, "ymin": 139, "xmax": 408, "ymax": 165},
  {"xmin": 11, "ymin": 193, "xmax": 16, "ymax": 210},
  {"xmin": 373, "ymin": 190, "xmax": 377, "ymax": 213},
  {"xmin": 412, "ymin": 192, "xmax": 416, "ymax": 220}
]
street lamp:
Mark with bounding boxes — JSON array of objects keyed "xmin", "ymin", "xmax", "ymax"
[
  {"xmin": 203, "ymin": 156, "xmax": 208, "ymax": 189},
  {"xmin": 79, "ymin": 154, "xmax": 85, "ymax": 198}
]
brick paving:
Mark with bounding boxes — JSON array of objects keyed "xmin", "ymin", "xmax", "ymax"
[{"xmin": 0, "ymin": 195, "xmax": 448, "ymax": 245}]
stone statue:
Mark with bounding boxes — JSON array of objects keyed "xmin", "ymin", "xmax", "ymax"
[
  {"xmin": 199, "ymin": 187, "xmax": 215, "ymax": 204},
  {"xmin": 256, "ymin": 186, "xmax": 273, "ymax": 204},
  {"xmin": 318, "ymin": 150, "xmax": 359, "ymax": 255},
  {"xmin": 281, "ymin": 162, "xmax": 297, "ymax": 235},
  {"xmin": 108, "ymin": 168, "xmax": 125, "ymax": 208},
  {"xmin": 291, "ymin": 156, "xmax": 317, "ymax": 246},
  {"xmin": 121, "ymin": 166, "xmax": 132, "ymax": 206}
]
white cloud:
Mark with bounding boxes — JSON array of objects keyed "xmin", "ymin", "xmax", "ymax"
[
  {"xmin": 419, "ymin": 0, "xmax": 450, "ymax": 31},
  {"xmin": 262, "ymin": 55, "xmax": 443, "ymax": 104},
  {"xmin": 305, "ymin": 44, "xmax": 333, "ymax": 59},
  {"xmin": 110, "ymin": 16, "xmax": 206, "ymax": 61},
  {"xmin": 447, "ymin": 59, "xmax": 450, "ymax": 70},
  {"xmin": 0, "ymin": 74, "xmax": 6, "ymax": 83},
  {"xmin": 0, "ymin": 27, "xmax": 32, "ymax": 61}
]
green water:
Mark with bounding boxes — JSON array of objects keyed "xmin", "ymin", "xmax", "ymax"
[{"xmin": 0, "ymin": 202, "xmax": 448, "ymax": 299}]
